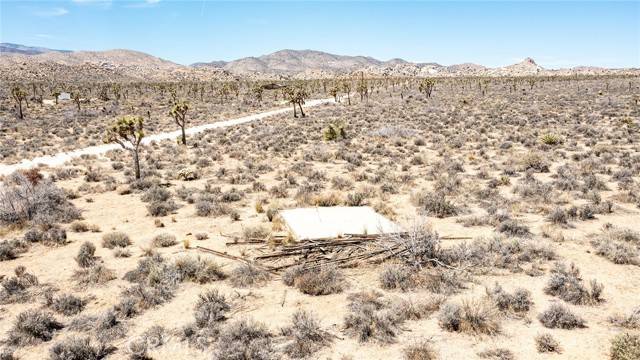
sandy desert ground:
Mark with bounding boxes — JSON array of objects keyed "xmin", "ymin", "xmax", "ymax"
[{"xmin": 1, "ymin": 76, "xmax": 639, "ymax": 360}]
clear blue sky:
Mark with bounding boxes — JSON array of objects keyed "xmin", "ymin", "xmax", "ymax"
[{"xmin": 1, "ymin": 1, "xmax": 638, "ymax": 68}]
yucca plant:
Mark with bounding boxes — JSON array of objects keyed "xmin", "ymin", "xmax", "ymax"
[{"xmin": 540, "ymin": 134, "xmax": 562, "ymax": 145}]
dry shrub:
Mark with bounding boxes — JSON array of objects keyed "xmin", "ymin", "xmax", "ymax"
[
  {"xmin": 544, "ymin": 262, "xmax": 604, "ymax": 305},
  {"xmin": 73, "ymin": 265, "xmax": 116, "ymax": 288},
  {"xmin": 343, "ymin": 291, "xmax": 397, "ymax": 343},
  {"xmin": 45, "ymin": 292, "xmax": 87, "ymax": 316},
  {"xmin": 6, "ymin": 309, "xmax": 63, "ymax": 347},
  {"xmin": 477, "ymin": 348, "xmax": 515, "ymax": 360},
  {"xmin": 151, "ymin": 233, "xmax": 177, "ymax": 248},
  {"xmin": 403, "ymin": 340, "xmax": 438, "ymax": 360},
  {"xmin": 283, "ymin": 265, "xmax": 345, "ymax": 295},
  {"xmin": 438, "ymin": 299, "xmax": 500, "ymax": 335},
  {"xmin": 0, "ymin": 239, "xmax": 28, "ymax": 261},
  {"xmin": 175, "ymin": 256, "xmax": 226, "ymax": 284},
  {"xmin": 609, "ymin": 307, "xmax": 640, "ymax": 329},
  {"xmin": 486, "ymin": 283, "xmax": 532, "ymax": 314},
  {"xmin": 538, "ymin": 303, "xmax": 586, "ymax": 329},
  {"xmin": 0, "ymin": 173, "xmax": 80, "ymax": 226},
  {"xmin": 94, "ymin": 310, "xmax": 127, "ymax": 343},
  {"xmin": 379, "ymin": 263, "xmax": 415, "ymax": 291},
  {"xmin": 535, "ymin": 333, "xmax": 562, "ymax": 353},
  {"xmin": 211, "ymin": 318, "xmax": 274, "ymax": 360},
  {"xmin": 101, "ymin": 231, "xmax": 132, "ymax": 249},
  {"xmin": 610, "ymin": 333, "xmax": 640, "ymax": 360},
  {"xmin": 281, "ymin": 310, "xmax": 331, "ymax": 358},
  {"xmin": 49, "ymin": 336, "xmax": 114, "ymax": 360},
  {"xmin": 591, "ymin": 226, "xmax": 640, "ymax": 265},
  {"xmin": 414, "ymin": 191, "xmax": 458, "ymax": 218},
  {"xmin": 229, "ymin": 264, "xmax": 270, "ymax": 288},
  {"xmin": 75, "ymin": 241, "xmax": 97, "ymax": 268},
  {"xmin": 194, "ymin": 289, "xmax": 230, "ymax": 328},
  {"xmin": 0, "ymin": 266, "xmax": 40, "ymax": 304}
]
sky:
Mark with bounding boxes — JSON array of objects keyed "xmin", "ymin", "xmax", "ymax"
[{"xmin": 0, "ymin": 1, "xmax": 638, "ymax": 68}]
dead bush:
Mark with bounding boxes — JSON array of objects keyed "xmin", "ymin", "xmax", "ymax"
[
  {"xmin": 102, "ymin": 231, "xmax": 132, "ymax": 249},
  {"xmin": 343, "ymin": 291, "xmax": 401, "ymax": 343},
  {"xmin": 379, "ymin": 263, "xmax": 415, "ymax": 291},
  {"xmin": 0, "ymin": 173, "xmax": 80, "ymax": 226},
  {"xmin": 403, "ymin": 340, "xmax": 438, "ymax": 360},
  {"xmin": 175, "ymin": 256, "xmax": 226, "ymax": 284},
  {"xmin": 438, "ymin": 299, "xmax": 500, "ymax": 335},
  {"xmin": 281, "ymin": 310, "xmax": 331, "ymax": 358},
  {"xmin": 283, "ymin": 265, "xmax": 345, "ymax": 295},
  {"xmin": 73, "ymin": 265, "xmax": 116, "ymax": 288},
  {"xmin": 151, "ymin": 233, "xmax": 177, "ymax": 247},
  {"xmin": 538, "ymin": 303, "xmax": 586, "ymax": 329},
  {"xmin": 414, "ymin": 191, "xmax": 458, "ymax": 218},
  {"xmin": 609, "ymin": 307, "xmax": 640, "ymax": 329},
  {"xmin": 610, "ymin": 333, "xmax": 640, "ymax": 360},
  {"xmin": 75, "ymin": 241, "xmax": 97, "ymax": 268},
  {"xmin": 477, "ymin": 348, "xmax": 515, "ymax": 360},
  {"xmin": 49, "ymin": 336, "xmax": 114, "ymax": 360},
  {"xmin": 544, "ymin": 262, "xmax": 604, "ymax": 305},
  {"xmin": 6, "ymin": 309, "xmax": 63, "ymax": 347},
  {"xmin": 194, "ymin": 289, "xmax": 230, "ymax": 328},
  {"xmin": 535, "ymin": 333, "xmax": 562, "ymax": 353},
  {"xmin": 229, "ymin": 264, "xmax": 270, "ymax": 288},
  {"xmin": 0, "ymin": 266, "xmax": 40, "ymax": 304},
  {"xmin": 211, "ymin": 318, "xmax": 274, "ymax": 360},
  {"xmin": 45, "ymin": 292, "xmax": 87, "ymax": 316},
  {"xmin": 486, "ymin": 283, "xmax": 532, "ymax": 313}
]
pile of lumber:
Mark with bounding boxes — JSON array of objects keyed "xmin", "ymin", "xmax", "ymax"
[{"xmin": 197, "ymin": 232, "xmax": 469, "ymax": 273}]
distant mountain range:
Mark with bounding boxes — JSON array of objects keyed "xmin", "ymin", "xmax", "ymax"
[
  {"xmin": 0, "ymin": 43, "xmax": 72, "ymax": 55},
  {"xmin": 1, "ymin": 43, "xmax": 636, "ymax": 82}
]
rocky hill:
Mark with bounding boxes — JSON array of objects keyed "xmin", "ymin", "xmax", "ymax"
[{"xmin": 1, "ymin": 44, "xmax": 637, "ymax": 83}]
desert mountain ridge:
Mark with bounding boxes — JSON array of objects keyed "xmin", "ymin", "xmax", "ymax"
[{"xmin": 1, "ymin": 43, "xmax": 637, "ymax": 82}]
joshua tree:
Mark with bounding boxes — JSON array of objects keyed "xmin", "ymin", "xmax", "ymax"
[
  {"xmin": 328, "ymin": 84, "xmax": 340, "ymax": 102},
  {"xmin": 11, "ymin": 86, "xmax": 28, "ymax": 119},
  {"xmin": 418, "ymin": 78, "xmax": 436, "ymax": 98},
  {"xmin": 170, "ymin": 100, "xmax": 189, "ymax": 145},
  {"xmin": 52, "ymin": 91, "xmax": 61, "ymax": 105},
  {"xmin": 251, "ymin": 84, "xmax": 264, "ymax": 103},
  {"xmin": 104, "ymin": 115, "xmax": 145, "ymax": 179},
  {"xmin": 284, "ymin": 84, "xmax": 308, "ymax": 118},
  {"xmin": 71, "ymin": 91, "xmax": 83, "ymax": 112},
  {"xmin": 342, "ymin": 81, "xmax": 352, "ymax": 105},
  {"xmin": 356, "ymin": 74, "xmax": 369, "ymax": 102}
]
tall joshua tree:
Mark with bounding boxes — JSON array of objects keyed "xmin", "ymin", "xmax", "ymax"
[
  {"xmin": 341, "ymin": 81, "xmax": 352, "ymax": 105},
  {"xmin": 284, "ymin": 84, "xmax": 309, "ymax": 118},
  {"xmin": 11, "ymin": 86, "xmax": 28, "ymax": 119},
  {"xmin": 170, "ymin": 100, "xmax": 189, "ymax": 145},
  {"xmin": 104, "ymin": 115, "xmax": 145, "ymax": 180},
  {"xmin": 418, "ymin": 78, "xmax": 436, "ymax": 98}
]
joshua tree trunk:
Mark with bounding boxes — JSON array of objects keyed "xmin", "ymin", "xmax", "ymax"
[
  {"xmin": 298, "ymin": 102, "xmax": 305, "ymax": 117},
  {"xmin": 17, "ymin": 101, "xmax": 23, "ymax": 119},
  {"xmin": 180, "ymin": 125, "xmax": 186, "ymax": 145},
  {"xmin": 346, "ymin": 92, "xmax": 351, "ymax": 105},
  {"xmin": 293, "ymin": 103, "xmax": 297, "ymax": 118},
  {"xmin": 132, "ymin": 149, "xmax": 141, "ymax": 180}
]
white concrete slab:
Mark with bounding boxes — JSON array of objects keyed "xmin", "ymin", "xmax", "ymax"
[{"xmin": 279, "ymin": 206, "xmax": 400, "ymax": 240}]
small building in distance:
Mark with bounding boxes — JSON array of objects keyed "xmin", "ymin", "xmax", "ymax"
[{"xmin": 57, "ymin": 92, "xmax": 71, "ymax": 101}]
